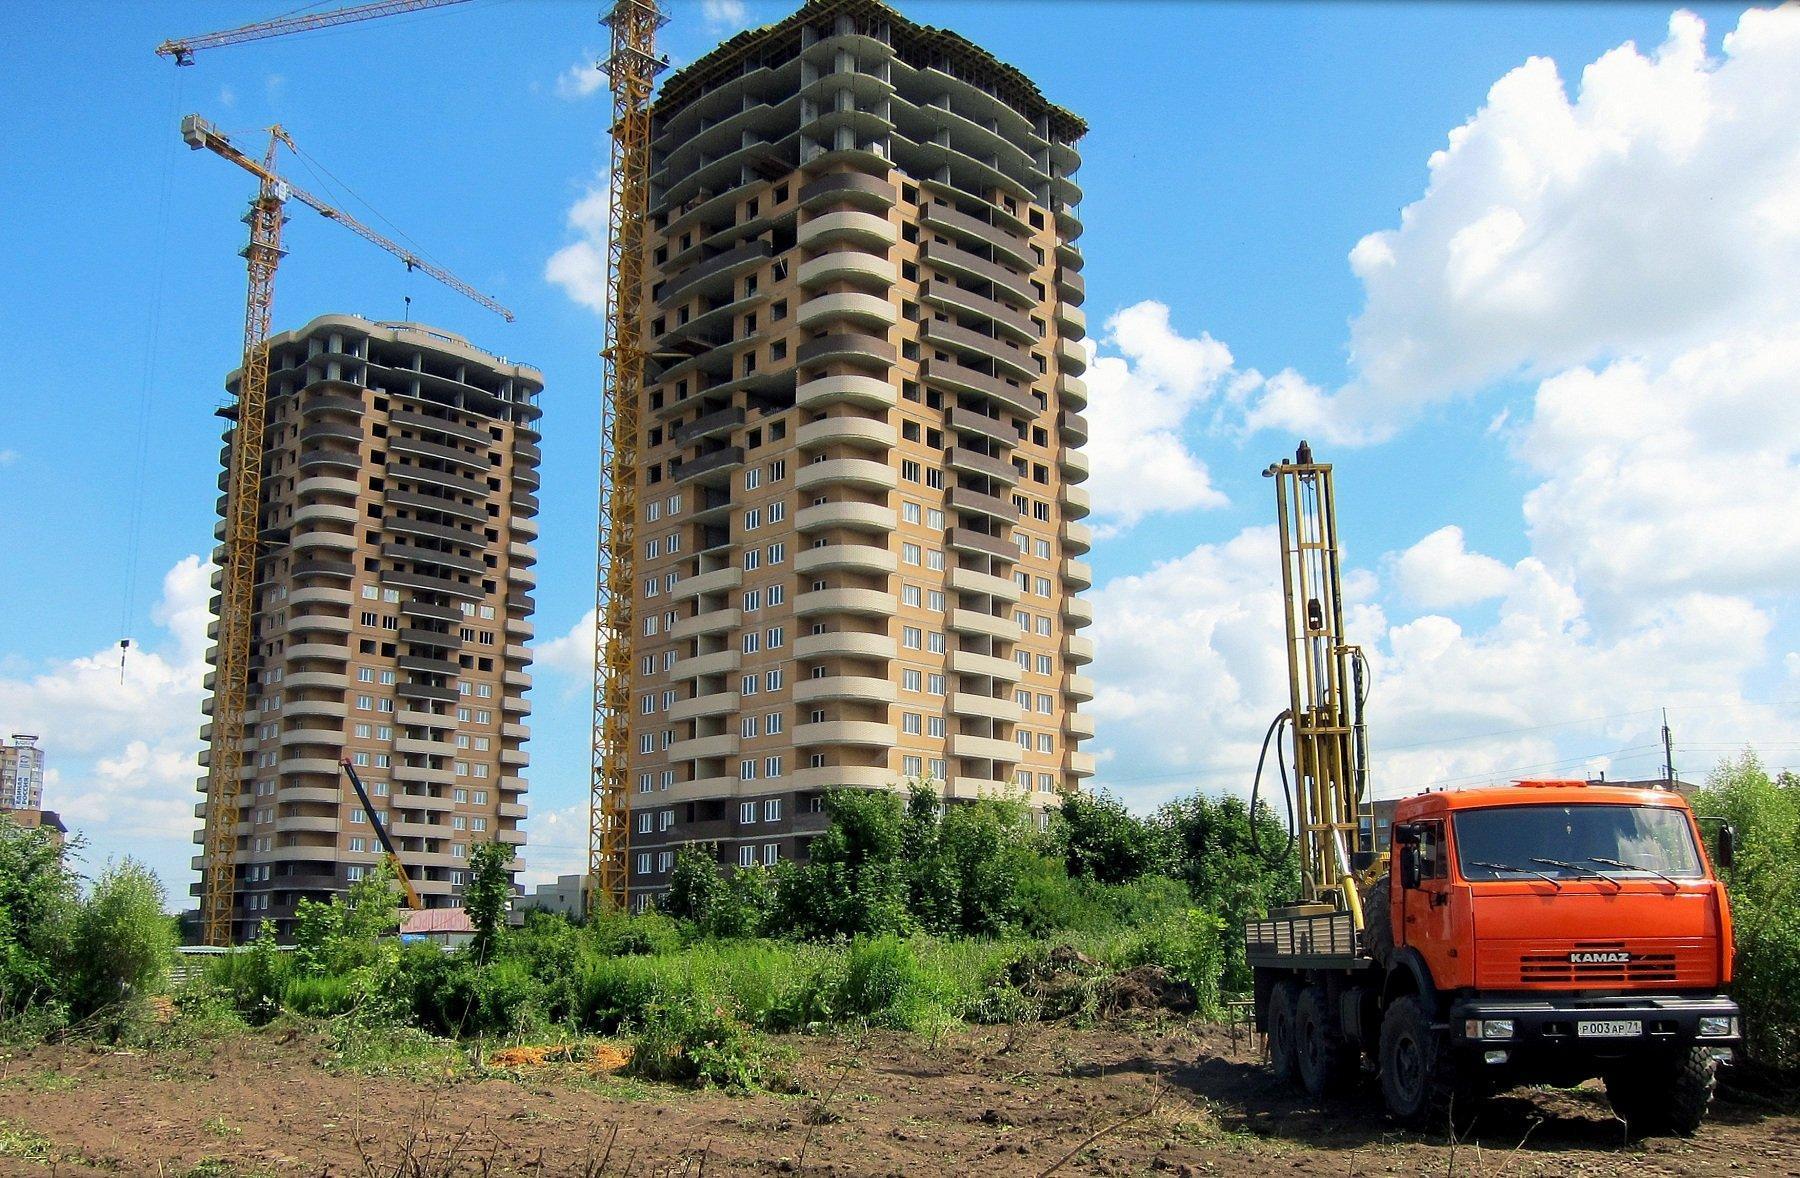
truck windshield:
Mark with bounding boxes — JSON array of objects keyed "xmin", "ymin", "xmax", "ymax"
[{"xmin": 1454, "ymin": 804, "xmax": 1704, "ymax": 882}]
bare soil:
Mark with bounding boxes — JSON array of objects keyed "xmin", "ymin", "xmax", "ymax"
[{"xmin": 1, "ymin": 1020, "xmax": 1796, "ymax": 1176}]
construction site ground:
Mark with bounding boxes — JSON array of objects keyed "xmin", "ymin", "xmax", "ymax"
[{"xmin": 2, "ymin": 1021, "xmax": 1796, "ymax": 1176}]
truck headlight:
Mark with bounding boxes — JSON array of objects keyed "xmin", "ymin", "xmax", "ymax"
[
  {"xmin": 1464, "ymin": 1019, "xmax": 1513, "ymax": 1040},
  {"xmin": 1698, "ymin": 1016, "xmax": 1737, "ymax": 1038}
]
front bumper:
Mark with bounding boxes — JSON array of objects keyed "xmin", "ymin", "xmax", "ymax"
[{"xmin": 1446, "ymin": 993, "xmax": 1740, "ymax": 1056}]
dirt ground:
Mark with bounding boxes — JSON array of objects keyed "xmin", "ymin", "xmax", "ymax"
[{"xmin": 1, "ymin": 1020, "xmax": 1797, "ymax": 1176}]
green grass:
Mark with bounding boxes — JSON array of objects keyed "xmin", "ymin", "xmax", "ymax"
[{"xmin": 0, "ymin": 1121, "xmax": 54, "ymax": 1161}]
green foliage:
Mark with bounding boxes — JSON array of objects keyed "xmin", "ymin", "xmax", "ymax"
[
  {"xmin": 1120, "ymin": 910, "xmax": 1227, "ymax": 1016},
  {"xmin": 1154, "ymin": 793, "xmax": 1297, "ymax": 992},
  {"xmin": 1052, "ymin": 790, "xmax": 1164, "ymax": 884},
  {"xmin": 776, "ymin": 789, "xmax": 913, "ymax": 939},
  {"xmin": 204, "ymin": 921, "xmax": 290, "ymax": 1023},
  {"xmin": 65, "ymin": 859, "xmax": 175, "ymax": 1021},
  {"xmin": 0, "ymin": 817, "xmax": 78, "ymax": 1018},
  {"xmin": 463, "ymin": 841, "xmax": 513, "ymax": 962},
  {"xmin": 291, "ymin": 863, "xmax": 403, "ymax": 978},
  {"xmin": 625, "ymin": 999, "xmax": 772, "ymax": 1090},
  {"xmin": 1693, "ymin": 751, "xmax": 1800, "ymax": 1070}
]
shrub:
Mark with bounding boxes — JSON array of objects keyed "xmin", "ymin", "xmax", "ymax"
[
  {"xmin": 626, "ymin": 999, "xmax": 772, "ymax": 1089},
  {"xmin": 283, "ymin": 972, "xmax": 358, "ymax": 1018},
  {"xmin": 0, "ymin": 818, "xmax": 79, "ymax": 1019},
  {"xmin": 464, "ymin": 841, "xmax": 514, "ymax": 963},
  {"xmin": 65, "ymin": 859, "xmax": 175, "ymax": 1021},
  {"xmin": 205, "ymin": 921, "xmax": 289, "ymax": 1023},
  {"xmin": 1052, "ymin": 790, "xmax": 1165, "ymax": 884},
  {"xmin": 1120, "ymin": 910, "xmax": 1227, "ymax": 1017}
]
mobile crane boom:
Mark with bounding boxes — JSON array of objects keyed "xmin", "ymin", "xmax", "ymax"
[{"xmin": 339, "ymin": 760, "xmax": 424, "ymax": 910}]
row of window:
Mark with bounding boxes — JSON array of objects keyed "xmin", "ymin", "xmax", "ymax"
[
  {"xmin": 739, "ymin": 756, "xmax": 784, "ymax": 780},
  {"xmin": 1014, "ymin": 610, "xmax": 1055, "ymax": 636},
  {"xmin": 633, "ymin": 843, "xmax": 781, "ymax": 875},
  {"xmin": 900, "ymin": 542, "xmax": 945, "ymax": 570},
  {"xmin": 741, "ymin": 585, "xmax": 786, "ymax": 611},
  {"xmin": 741, "ymin": 502, "xmax": 788, "ymax": 530},
  {"xmin": 644, "ymin": 492, "xmax": 683, "ymax": 522},
  {"xmin": 742, "ymin": 626, "xmax": 785, "ymax": 652},
  {"xmin": 901, "ymin": 626, "xmax": 948, "ymax": 653}
]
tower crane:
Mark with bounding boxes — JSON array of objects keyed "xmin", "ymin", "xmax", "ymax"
[
  {"xmin": 157, "ymin": 0, "xmax": 475, "ymax": 66},
  {"xmin": 587, "ymin": 0, "xmax": 667, "ymax": 915},
  {"xmin": 185, "ymin": 113, "xmax": 512, "ymax": 946}
]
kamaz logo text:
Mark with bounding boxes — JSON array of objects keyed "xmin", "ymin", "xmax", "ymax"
[{"xmin": 1569, "ymin": 951, "xmax": 1632, "ymax": 964}]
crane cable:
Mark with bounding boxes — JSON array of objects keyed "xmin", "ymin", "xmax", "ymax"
[
  {"xmin": 120, "ymin": 66, "xmax": 189, "ymax": 682},
  {"xmin": 1249, "ymin": 709, "xmax": 1296, "ymax": 860}
]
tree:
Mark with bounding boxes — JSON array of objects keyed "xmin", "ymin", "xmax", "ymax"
[
  {"xmin": 777, "ymin": 789, "xmax": 912, "ymax": 939},
  {"xmin": 665, "ymin": 843, "xmax": 724, "ymax": 926},
  {"xmin": 0, "ymin": 816, "xmax": 79, "ymax": 1014},
  {"xmin": 1052, "ymin": 790, "xmax": 1163, "ymax": 884},
  {"xmin": 1156, "ymin": 794, "xmax": 1298, "ymax": 991},
  {"xmin": 464, "ymin": 840, "xmax": 513, "ymax": 962},
  {"xmin": 66, "ymin": 859, "xmax": 175, "ymax": 1019},
  {"xmin": 292, "ymin": 862, "xmax": 404, "ymax": 977}
]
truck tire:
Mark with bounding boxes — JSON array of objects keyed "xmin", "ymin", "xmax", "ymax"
[
  {"xmin": 1267, "ymin": 980, "xmax": 1300, "ymax": 1087},
  {"xmin": 1296, "ymin": 985, "xmax": 1356, "ymax": 1098},
  {"xmin": 1363, "ymin": 878, "xmax": 1393, "ymax": 968},
  {"xmin": 1378, "ymin": 995, "xmax": 1477, "ymax": 1131},
  {"xmin": 1605, "ymin": 1046, "xmax": 1716, "ymax": 1137}
]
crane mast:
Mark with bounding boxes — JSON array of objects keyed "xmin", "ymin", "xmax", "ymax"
[
  {"xmin": 588, "ymin": 0, "xmax": 667, "ymax": 915},
  {"xmin": 1265, "ymin": 442, "xmax": 1371, "ymax": 927},
  {"xmin": 185, "ymin": 114, "xmax": 511, "ymax": 945},
  {"xmin": 158, "ymin": 0, "xmax": 474, "ymax": 65}
]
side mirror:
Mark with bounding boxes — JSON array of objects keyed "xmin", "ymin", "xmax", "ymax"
[
  {"xmin": 1717, "ymin": 824, "xmax": 1736, "ymax": 872},
  {"xmin": 1399, "ymin": 844, "xmax": 1422, "ymax": 890}
]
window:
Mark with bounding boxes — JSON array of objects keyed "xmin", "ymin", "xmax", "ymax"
[
  {"xmin": 745, "ymin": 549, "xmax": 761, "ymax": 570},
  {"xmin": 902, "ymin": 543, "xmax": 922, "ymax": 565},
  {"xmin": 740, "ymin": 801, "xmax": 758, "ymax": 824},
  {"xmin": 742, "ymin": 674, "xmax": 760, "ymax": 695},
  {"xmin": 659, "ymin": 809, "xmax": 674, "ymax": 830},
  {"xmin": 1035, "ymin": 538, "xmax": 1052, "ymax": 559},
  {"xmin": 766, "ymin": 712, "xmax": 783, "ymax": 734},
  {"xmin": 739, "ymin": 845, "xmax": 756, "ymax": 868},
  {"xmin": 637, "ymin": 853, "xmax": 652, "ymax": 875},
  {"xmin": 743, "ymin": 631, "xmax": 761, "ymax": 653},
  {"xmin": 1036, "ymin": 616, "xmax": 1053, "ymax": 637},
  {"xmin": 744, "ymin": 507, "xmax": 761, "ymax": 531},
  {"xmin": 639, "ymin": 772, "xmax": 654, "ymax": 793},
  {"xmin": 903, "ymin": 712, "xmax": 922, "ymax": 735},
  {"xmin": 763, "ymin": 843, "xmax": 779, "ymax": 866},
  {"xmin": 927, "ymin": 590, "xmax": 945, "ymax": 611},
  {"xmin": 1016, "ymin": 609, "xmax": 1031, "ymax": 631},
  {"xmin": 1035, "ymin": 576, "xmax": 1052, "ymax": 597},
  {"xmin": 1037, "ymin": 654, "xmax": 1054, "ymax": 675},
  {"xmin": 769, "ymin": 501, "xmax": 786, "ymax": 523},
  {"xmin": 926, "ymin": 508, "xmax": 944, "ymax": 530},
  {"xmin": 1038, "ymin": 693, "xmax": 1054, "ymax": 714},
  {"xmin": 902, "ymin": 583, "xmax": 922, "ymax": 607},
  {"xmin": 925, "ymin": 468, "xmax": 944, "ymax": 490},
  {"xmin": 767, "ymin": 542, "xmax": 785, "ymax": 564},
  {"xmin": 927, "ymin": 673, "xmax": 946, "ymax": 695},
  {"xmin": 764, "ymin": 756, "xmax": 782, "ymax": 779},
  {"xmin": 1019, "ymin": 730, "xmax": 1034, "ymax": 749},
  {"xmin": 765, "ymin": 668, "xmax": 783, "ymax": 690},
  {"xmin": 927, "ymin": 631, "xmax": 946, "ymax": 654},
  {"xmin": 1039, "ymin": 733, "xmax": 1055, "ymax": 753},
  {"xmin": 903, "ymin": 754, "xmax": 923, "ymax": 777},
  {"xmin": 902, "ymin": 625, "xmax": 923, "ymax": 650},
  {"xmin": 926, "ymin": 550, "xmax": 944, "ymax": 571},
  {"xmin": 903, "ymin": 668, "xmax": 923, "ymax": 692},
  {"xmin": 927, "ymin": 716, "xmax": 945, "ymax": 738},
  {"xmin": 767, "ymin": 584, "xmax": 785, "ymax": 606},
  {"xmin": 740, "ymin": 762, "xmax": 758, "ymax": 784},
  {"xmin": 742, "ymin": 715, "xmax": 760, "ymax": 738},
  {"xmin": 765, "ymin": 627, "xmax": 785, "ymax": 649},
  {"xmin": 745, "ymin": 468, "xmax": 762, "ymax": 490},
  {"xmin": 903, "ymin": 501, "xmax": 922, "ymax": 525},
  {"xmin": 637, "ymin": 812, "xmax": 653, "ymax": 834},
  {"xmin": 901, "ymin": 459, "xmax": 921, "ymax": 483}
]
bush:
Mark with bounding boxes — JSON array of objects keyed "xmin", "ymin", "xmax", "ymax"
[
  {"xmin": 204, "ymin": 922, "xmax": 290, "ymax": 1023},
  {"xmin": 283, "ymin": 972, "xmax": 358, "ymax": 1018},
  {"xmin": 65, "ymin": 859, "xmax": 175, "ymax": 1022},
  {"xmin": 1121, "ymin": 910, "xmax": 1227, "ymax": 1016},
  {"xmin": 0, "ymin": 817, "xmax": 79, "ymax": 1020},
  {"xmin": 626, "ymin": 999, "xmax": 773, "ymax": 1089}
]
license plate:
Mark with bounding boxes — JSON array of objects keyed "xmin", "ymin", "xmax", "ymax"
[{"xmin": 1577, "ymin": 1020, "xmax": 1642, "ymax": 1038}]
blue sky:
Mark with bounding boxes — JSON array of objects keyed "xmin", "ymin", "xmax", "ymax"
[{"xmin": 2, "ymin": 1, "xmax": 1795, "ymax": 900}]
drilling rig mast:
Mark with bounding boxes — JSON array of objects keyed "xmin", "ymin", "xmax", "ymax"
[{"xmin": 589, "ymin": 0, "xmax": 668, "ymax": 914}]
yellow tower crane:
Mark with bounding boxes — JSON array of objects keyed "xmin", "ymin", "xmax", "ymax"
[
  {"xmin": 185, "ymin": 113, "xmax": 513, "ymax": 946},
  {"xmin": 157, "ymin": 0, "xmax": 475, "ymax": 66},
  {"xmin": 588, "ymin": 0, "xmax": 668, "ymax": 915}
]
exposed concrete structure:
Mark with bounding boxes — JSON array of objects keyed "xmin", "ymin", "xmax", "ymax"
[
  {"xmin": 625, "ymin": 0, "xmax": 1092, "ymax": 906},
  {"xmin": 193, "ymin": 314, "xmax": 540, "ymax": 941}
]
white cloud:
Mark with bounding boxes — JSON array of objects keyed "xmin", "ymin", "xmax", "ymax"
[
  {"xmin": 0, "ymin": 557, "xmax": 211, "ymax": 894},
  {"xmin": 1386, "ymin": 525, "xmax": 1515, "ymax": 609},
  {"xmin": 1082, "ymin": 302, "xmax": 1231, "ymax": 533},
  {"xmin": 1519, "ymin": 325, "xmax": 1800, "ymax": 616},
  {"xmin": 1239, "ymin": 7, "xmax": 1800, "ymax": 442},
  {"xmin": 537, "ymin": 607, "xmax": 597, "ymax": 682},
  {"xmin": 555, "ymin": 57, "xmax": 605, "ymax": 100},
  {"xmin": 518, "ymin": 801, "xmax": 590, "ymax": 889},
  {"xmin": 544, "ymin": 171, "xmax": 613, "ymax": 315},
  {"xmin": 702, "ymin": 0, "xmax": 750, "ymax": 33}
]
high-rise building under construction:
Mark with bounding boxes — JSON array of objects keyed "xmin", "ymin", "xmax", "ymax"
[
  {"xmin": 194, "ymin": 314, "xmax": 540, "ymax": 940},
  {"xmin": 624, "ymin": 0, "xmax": 1093, "ymax": 905}
]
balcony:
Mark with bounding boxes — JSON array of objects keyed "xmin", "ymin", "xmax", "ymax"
[
  {"xmin": 670, "ymin": 566, "xmax": 742, "ymax": 602},
  {"xmin": 947, "ymin": 406, "xmax": 1018, "ymax": 448},
  {"xmin": 1069, "ymin": 751, "xmax": 1097, "ymax": 778},
  {"xmin": 798, "ymin": 171, "xmax": 897, "ymax": 212},
  {"xmin": 1056, "ymin": 302, "xmax": 1087, "ymax": 341},
  {"xmin": 673, "ymin": 446, "xmax": 745, "ymax": 486},
  {"xmin": 1056, "ymin": 337, "xmax": 1088, "ymax": 377},
  {"xmin": 950, "ymin": 565, "xmax": 1021, "ymax": 602},
  {"xmin": 948, "ymin": 527, "xmax": 1016, "ymax": 562},
  {"xmin": 797, "ymin": 251, "xmax": 896, "ymax": 291},
  {"xmin": 949, "ymin": 691, "xmax": 1023, "ymax": 722},
  {"xmin": 1063, "ymin": 596, "xmax": 1094, "ymax": 628},
  {"xmin": 1066, "ymin": 635, "xmax": 1096, "ymax": 665},
  {"xmin": 920, "ymin": 201, "xmax": 1034, "ymax": 271},
  {"xmin": 673, "ymin": 405, "xmax": 745, "ymax": 447},
  {"xmin": 794, "ymin": 543, "xmax": 896, "ymax": 577},
  {"xmin": 794, "ymin": 721, "xmax": 896, "ymax": 748},
  {"xmin": 797, "ymin": 372, "xmax": 895, "ymax": 411},
  {"xmin": 1060, "ymin": 375, "xmax": 1089, "ymax": 411},
  {"xmin": 950, "ymin": 733, "xmax": 1021, "ymax": 764},
  {"xmin": 391, "ymin": 409, "xmax": 490, "ymax": 448},
  {"xmin": 794, "ymin": 587, "xmax": 897, "ymax": 618},
  {"xmin": 1066, "ymin": 712, "xmax": 1097, "ymax": 741},
  {"xmin": 794, "ymin": 675, "xmax": 896, "ymax": 706},
  {"xmin": 667, "ymin": 690, "xmax": 740, "ymax": 723},
  {"xmin": 661, "ymin": 238, "xmax": 773, "ymax": 305},
  {"xmin": 918, "ymin": 280, "xmax": 1035, "ymax": 345},
  {"xmin": 946, "ymin": 447, "xmax": 1018, "ymax": 484},
  {"xmin": 669, "ymin": 649, "xmax": 740, "ymax": 682},
  {"xmin": 921, "ymin": 359, "xmax": 1038, "ymax": 418},
  {"xmin": 949, "ymin": 648, "xmax": 1023, "ymax": 682},
  {"xmin": 796, "ymin": 416, "xmax": 896, "ymax": 453},
  {"xmin": 1061, "ymin": 448, "xmax": 1091, "ymax": 483},
  {"xmin": 793, "ymin": 630, "xmax": 896, "ymax": 662},
  {"xmin": 920, "ymin": 240, "xmax": 1034, "ymax": 306},
  {"xmin": 795, "ymin": 500, "xmax": 895, "ymax": 534},
  {"xmin": 1060, "ymin": 411, "xmax": 1088, "ymax": 446},
  {"xmin": 795, "ymin": 457, "xmax": 896, "ymax": 494},
  {"xmin": 668, "ymin": 732, "xmax": 739, "ymax": 762},
  {"xmin": 797, "ymin": 209, "xmax": 896, "ymax": 250},
  {"xmin": 670, "ymin": 607, "xmax": 741, "ymax": 642},
  {"xmin": 1063, "ymin": 558, "xmax": 1094, "ymax": 591},
  {"xmin": 921, "ymin": 319, "xmax": 1035, "ymax": 382},
  {"xmin": 796, "ymin": 332, "xmax": 895, "ymax": 370},
  {"xmin": 1060, "ymin": 482, "xmax": 1092, "ymax": 519},
  {"xmin": 798, "ymin": 291, "xmax": 897, "ymax": 332},
  {"xmin": 1063, "ymin": 519, "xmax": 1093, "ymax": 555},
  {"xmin": 949, "ymin": 608, "xmax": 1016, "ymax": 641},
  {"xmin": 792, "ymin": 765, "xmax": 895, "ymax": 790},
  {"xmin": 1065, "ymin": 673, "xmax": 1096, "ymax": 703},
  {"xmin": 946, "ymin": 485, "xmax": 1016, "ymax": 523}
]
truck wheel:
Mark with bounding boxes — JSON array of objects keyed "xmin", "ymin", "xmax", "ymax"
[
  {"xmin": 1296, "ymin": 985, "xmax": 1355, "ymax": 1098},
  {"xmin": 1379, "ymin": 995, "xmax": 1474, "ymax": 1131},
  {"xmin": 1267, "ymin": 980, "xmax": 1300, "ymax": 1087},
  {"xmin": 1605, "ymin": 1046, "xmax": 1716, "ymax": 1137}
]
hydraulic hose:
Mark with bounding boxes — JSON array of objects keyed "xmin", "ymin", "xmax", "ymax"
[{"xmin": 1249, "ymin": 710, "xmax": 1296, "ymax": 859}]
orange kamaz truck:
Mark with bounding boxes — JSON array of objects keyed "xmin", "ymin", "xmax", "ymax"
[{"xmin": 1246, "ymin": 446, "xmax": 1739, "ymax": 1135}]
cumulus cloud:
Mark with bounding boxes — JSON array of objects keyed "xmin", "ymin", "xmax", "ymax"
[
  {"xmin": 702, "ymin": 0, "xmax": 750, "ymax": 33},
  {"xmin": 1239, "ymin": 7, "xmax": 1800, "ymax": 442},
  {"xmin": 555, "ymin": 57, "xmax": 605, "ymax": 100},
  {"xmin": 0, "ymin": 556, "xmax": 212, "ymax": 894},
  {"xmin": 537, "ymin": 607, "xmax": 597, "ymax": 682},
  {"xmin": 544, "ymin": 171, "xmax": 613, "ymax": 315},
  {"xmin": 518, "ymin": 800, "xmax": 590, "ymax": 888},
  {"xmin": 1081, "ymin": 302, "xmax": 1231, "ymax": 533},
  {"xmin": 1386, "ymin": 526, "xmax": 1515, "ymax": 609}
]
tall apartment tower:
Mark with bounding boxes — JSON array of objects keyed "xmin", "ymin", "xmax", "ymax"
[
  {"xmin": 194, "ymin": 314, "xmax": 540, "ymax": 941},
  {"xmin": 1, "ymin": 734, "xmax": 44, "ymax": 811},
  {"xmin": 625, "ymin": 0, "xmax": 1094, "ymax": 905}
]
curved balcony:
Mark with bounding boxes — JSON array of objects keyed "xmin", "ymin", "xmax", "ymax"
[
  {"xmin": 921, "ymin": 319, "xmax": 1035, "ymax": 382},
  {"xmin": 794, "ymin": 501, "xmax": 895, "ymax": 535},
  {"xmin": 947, "ymin": 485, "xmax": 1016, "ymax": 524},
  {"xmin": 1063, "ymin": 519, "xmax": 1093, "ymax": 556},
  {"xmin": 287, "ymin": 613, "xmax": 352, "ymax": 638},
  {"xmin": 948, "ymin": 527, "xmax": 1017, "ymax": 562},
  {"xmin": 1056, "ymin": 302, "xmax": 1087, "ymax": 341},
  {"xmin": 670, "ymin": 607, "xmax": 741, "ymax": 642},
  {"xmin": 1061, "ymin": 448, "xmax": 1091, "ymax": 483},
  {"xmin": 1063, "ymin": 558, "xmax": 1094, "ymax": 591},
  {"xmin": 799, "ymin": 291, "xmax": 897, "ymax": 332},
  {"xmin": 949, "ymin": 648, "xmax": 1024, "ymax": 682},
  {"xmin": 921, "ymin": 358, "xmax": 1038, "ymax": 419},
  {"xmin": 792, "ymin": 764, "xmax": 895, "ymax": 790},
  {"xmin": 793, "ymin": 630, "xmax": 896, "ymax": 662},
  {"xmin": 667, "ymin": 690, "xmax": 740, "ymax": 723},
  {"xmin": 670, "ymin": 566, "xmax": 741, "ymax": 602},
  {"xmin": 795, "ymin": 587, "xmax": 897, "ymax": 619},
  {"xmin": 795, "ymin": 543, "xmax": 896, "ymax": 577},
  {"xmin": 1063, "ymin": 596, "xmax": 1094, "ymax": 629},
  {"xmin": 797, "ymin": 210, "xmax": 896, "ymax": 250},
  {"xmin": 794, "ymin": 720, "xmax": 896, "ymax": 748},
  {"xmin": 291, "ymin": 528, "xmax": 357, "ymax": 555},
  {"xmin": 1065, "ymin": 673, "xmax": 1097, "ymax": 703},
  {"xmin": 673, "ymin": 446, "xmax": 745, "ymax": 487},
  {"xmin": 951, "ymin": 733, "xmax": 1021, "ymax": 764},
  {"xmin": 796, "ymin": 457, "xmax": 896, "ymax": 495},
  {"xmin": 921, "ymin": 201, "xmax": 1034, "ymax": 271},
  {"xmin": 794, "ymin": 675, "xmax": 896, "ymax": 706},
  {"xmin": 1056, "ymin": 337, "xmax": 1088, "ymax": 377},
  {"xmin": 668, "ymin": 732, "xmax": 739, "ymax": 762},
  {"xmin": 287, "ymin": 642, "xmax": 350, "ymax": 663},
  {"xmin": 947, "ymin": 446, "xmax": 1019, "ymax": 484},
  {"xmin": 1066, "ymin": 712, "xmax": 1097, "ymax": 741},
  {"xmin": 798, "ymin": 171, "xmax": 897, "ymax": 212},
  {"xmin": 797, "ymin": 416, "xmax": 896, "ymax": 454},
  {"xmin": 669, "ymin": 649, "xmax": 740, "ymax": 682},
  {"xmin": 1060, "ymin": 375, "xmax": 1089, "ymax": 411},
  {"xmin": 919, "ymin": 240, "xmax": 1034, "ymax": 306},
  {"xmin": 296, "ymin": 474, "xmax": 360, "ymax": 500},
  {"xmin": 1060, "ymin": 411, "xmax": 1089, "ymax": 447},
  {"xmin": 1060, "ymin": 482, "xmax": 1092, "ymax": 520},
  {"xmin": 284, "ymin": 671, "xmax": 346, "ymax": 691},
  {"xmin": 949, "ymin": 692, "xmax": 1023, "ymax": 723},
  {"xmin": 1066, "ymin": 635, "xmax": 1096, "ymax": 665},
  {"xmin": 288, "ymin": 586, "xmax": 353, "ymax": 609},
  {"xmin": 949, "ymin": 608, "xmax": 1016, "ymax": 641},
  {"xmin": 292, "ymin": 503, "xmax": 359, "ymax": 531},
  {"xmin": 950, "ymin": 566, "xmax": 1021, "ymax": 602},
  {"xmin": 1069, "ymin": 751, "xmax": 1097, "ymax": 779},
  {"xmin": 283, "ymin": 699, "xmax": 347, "ymax": 721},
  {"xmin": 797, "ymin": 251, "xmax": 896, "ymax": 291},
  {"xmin": 797, "ymin": 372, "xmax": 895, "ymax": 411},
  {"xmin": 298, "ymin": 448, "xmax": 361, "ymax": 475},
  {"xmin": 795, "ymin": 333, "xmax": 895, "ymax": 371}
]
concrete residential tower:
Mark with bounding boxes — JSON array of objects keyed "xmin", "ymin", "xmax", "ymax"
[
  {"xmin": 1, "ymin": 734, "xmax": 44, "ymax": 811},
  {"xmin": 626, "ymin": 0, "xmax": 1093, "ymax": 905},
  {"xmin": 195, "ymin": 314, "xmax": 539, "ymax": 940}
]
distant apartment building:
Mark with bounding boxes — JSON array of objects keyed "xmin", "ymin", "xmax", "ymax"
[
  {"xmin": 624, "ymin": 0, "xmax": 1094, "ymax": 905},
  {"xmin": 194, "ymin": 314, "xmax": 540, "ymax": 941},
  {"xmin": 1, "ymin": 734, "xmax": 43, "ymax": 810}
]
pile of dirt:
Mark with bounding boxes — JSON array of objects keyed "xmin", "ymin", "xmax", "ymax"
[
  {"xmin": 997, "ymin": 945, "xmax": 1196, "ymax": 1020},
  {"xmin": 1096, "ymin": 964, "xmax": 1196, "ymax": 1016}
]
